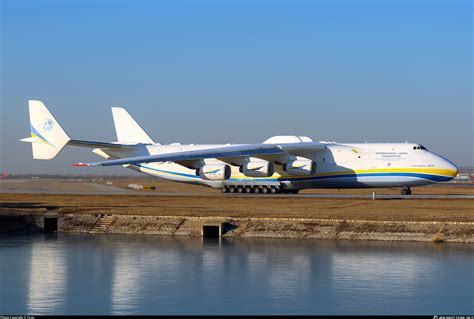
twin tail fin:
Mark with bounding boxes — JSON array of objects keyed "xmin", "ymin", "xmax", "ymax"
[{"xmin": 21, "ymin": 100, "xmax": 157, "ymax": 160}]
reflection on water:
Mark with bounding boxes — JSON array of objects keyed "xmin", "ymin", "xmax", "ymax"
[
  {"xmin": 111, "ymin": 246, "xmax": 142, "ymax": 314},
  {"xmin": 0, "ymin": 234, "xmax": 472, "ymax": 315},
  {"xmin": 27, "ymin": 235, "xmax": 67, "ymax": 314}
]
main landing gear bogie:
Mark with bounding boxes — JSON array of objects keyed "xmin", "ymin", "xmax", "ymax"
[
  {"xmin": 222, "ymin": 185, "xmax": 300, "ymax": 195},
  {"xmin": 401, "ymin": 186, "xmax": 412, "ymax": 195}
]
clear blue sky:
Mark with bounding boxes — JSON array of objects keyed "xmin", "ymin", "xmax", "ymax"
[{"xmin": 1, "ymin": 0, "xmax": 472, "ymax": 175}]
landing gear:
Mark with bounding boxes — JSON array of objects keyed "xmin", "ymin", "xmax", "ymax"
[
  {"xmin": 221, "ymin": 185, "xmax": 284, "ymax": 195},
  {"xmin": 401, "ymin": 186, "xmax": 412, "ymax": 195}
]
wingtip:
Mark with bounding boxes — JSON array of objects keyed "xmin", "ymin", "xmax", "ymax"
[{"xmin": 72, "ymin": 163, "xmax": 90, "ymax": 167}]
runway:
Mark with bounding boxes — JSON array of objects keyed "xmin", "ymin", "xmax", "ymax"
[{"xmin": 1, "ymin": 178, "xmax": 473, "ymax": 199}]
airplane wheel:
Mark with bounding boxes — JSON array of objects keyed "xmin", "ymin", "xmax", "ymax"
[
  {"xmin": 262, "ymin": 186, "xmax": 269, "ymax": 194},
  {"xmin": 401, "ymin": 187, "xmax": 412, "ymax": 195},
  {"xmin": 229, "ymin": 186, "xmax": 236, "ymax": 193},
  {"xmin": 245, "ymin": 186, "xmax": 253, "ymax": 193},
  {"xmin": 237, "ymin": 186, "xmax": 244, "ymax": 193},
  {"xmin": 222, "ymin": 187, "xmax": 229, "ymax": 193}
]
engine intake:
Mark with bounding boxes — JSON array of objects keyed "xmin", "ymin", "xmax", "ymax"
[
  {"xmin": 241, "ymin": 160, "xmax": 274, "ymax": 177},
  {"xmin": 197, "ymin": 164, "xmax": 231, "ymax": 180},
  {"xmin": 283, "ymin": 160, "xmax": 317, "ymax": 176}
]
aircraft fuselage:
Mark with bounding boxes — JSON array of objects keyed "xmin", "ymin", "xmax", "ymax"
[{"xmin": 102, "ymin": 142, "xmax": 458, "ymax": 191}]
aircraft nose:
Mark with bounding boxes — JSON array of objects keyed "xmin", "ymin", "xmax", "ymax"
[
  {"xmin": 449, "ymin": 161, "xmax": 459, "ymax": 176},
  {"xmin": 443, "ymin": 158, "xmax": 458, "ymax": 178}
]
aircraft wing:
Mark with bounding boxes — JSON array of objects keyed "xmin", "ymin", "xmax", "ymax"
[
  {"xmin": 74, "ymin": 144, "xmax": 284, "ymax": 167},
  {"xmin": 74, "ymin": 142, "xmax": 330, "ymax": 167}
]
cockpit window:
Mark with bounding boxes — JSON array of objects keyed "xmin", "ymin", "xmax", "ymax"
[{"xmin": 413, "ymin": 145, "xmax": 427, "ymax": 150}]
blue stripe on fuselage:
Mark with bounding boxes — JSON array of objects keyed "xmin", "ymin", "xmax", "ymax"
[{"xmin": 136, "ymin": 164, "xmax": 452, "ymax": 183}]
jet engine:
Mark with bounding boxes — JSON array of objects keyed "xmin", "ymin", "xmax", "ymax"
[
  {"xmin": 283, "ymin": 159, "xmax": 317, "ymax": 176},
  {"xmin": 197, "ymin": 164, "xmax": 231, "ymax": 180},
  {"xmin": 240, "ymin": 160, "xmax": 274, "ymax": 177}
]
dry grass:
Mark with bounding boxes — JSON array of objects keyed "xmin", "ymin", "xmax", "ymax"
[{"xmin": 1, "ymin": 191, "xmax": 473, "ymax": 223}]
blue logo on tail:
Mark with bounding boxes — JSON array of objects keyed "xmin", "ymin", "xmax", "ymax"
[{"xmin": 43, "ymin": 119, "xmax": 54, "ymax": 132}]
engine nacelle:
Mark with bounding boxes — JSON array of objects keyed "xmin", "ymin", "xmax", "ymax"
[
  {"xmin": 197, "ymin": 164, "xmax": 231, "ymax": 180},
  {"xmin": 240, "ymin": 160, "xmax": 274, "ymax": 177},
  {"xmin": 283, "ymin": 160, "xmax": 317, "ymax": 176}
]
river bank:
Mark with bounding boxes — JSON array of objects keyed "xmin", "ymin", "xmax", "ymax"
[{"xmin": 1, "ymin": 208, "xmax": 472, "ymax": 243}]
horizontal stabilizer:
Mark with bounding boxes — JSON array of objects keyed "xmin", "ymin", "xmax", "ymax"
[
  {"xmin": 68, "ymin": 139, "xmax": 126, "ymax": 149},
  {"xmin": 20, "ymin": 137, "xmax": 42, "ymax": 144}
]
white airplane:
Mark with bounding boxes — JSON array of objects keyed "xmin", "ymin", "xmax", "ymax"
[{"xmin": 21, "ymin": 100, "xmax": 458, "ymax": 195}]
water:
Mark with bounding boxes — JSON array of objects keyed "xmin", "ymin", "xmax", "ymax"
[{"xmin": 0, "ymin": 234, "xmax": 472, "ymax": 315}]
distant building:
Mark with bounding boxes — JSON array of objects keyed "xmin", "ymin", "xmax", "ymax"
[{"xmin": 455, "ymin": 167, "xmax": 474, "ymax": 182}]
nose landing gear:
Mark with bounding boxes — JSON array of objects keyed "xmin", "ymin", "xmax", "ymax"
[{"xmin": 401, "ymin": 186, "xmax": 412, "ymax": 195}]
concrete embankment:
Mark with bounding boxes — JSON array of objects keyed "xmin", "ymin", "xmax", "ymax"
[{"xmin": 1, "ymin": 209, "xmax": 473, "ymax": 243}]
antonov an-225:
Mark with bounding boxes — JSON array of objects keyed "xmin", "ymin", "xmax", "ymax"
[{"xmin": 22, "ymin": 100, "xmax": 458, "ymax": 195}]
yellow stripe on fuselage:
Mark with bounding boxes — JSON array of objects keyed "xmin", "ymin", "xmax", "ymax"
[{"xmin": 230, "ymin": 167, "xmax": 458, "ymax": 180}]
